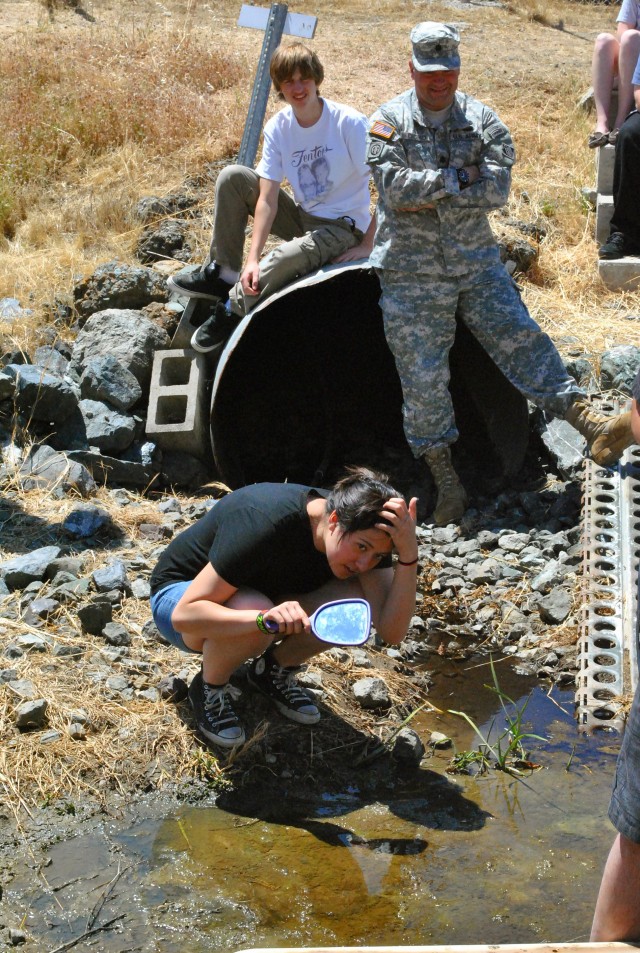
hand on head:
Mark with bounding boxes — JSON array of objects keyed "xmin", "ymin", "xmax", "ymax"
[{"xmin": 376, "ymin": 496, "xmax": 419, "ymax": 563}]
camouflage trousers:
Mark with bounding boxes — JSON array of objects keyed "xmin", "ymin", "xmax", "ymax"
[
  {"xmin": 376, "ymin": 264, "xmax": 583, "ymax": 456},
  {"xmin": 209, "ymin": 164, "xmax": 363, "ymax": 316}
]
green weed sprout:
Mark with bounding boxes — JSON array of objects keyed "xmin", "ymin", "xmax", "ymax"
[{"xmin": 448, "ymin": 657, "xmax": 547, "ymax": 776}]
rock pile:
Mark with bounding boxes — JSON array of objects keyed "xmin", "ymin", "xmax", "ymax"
[
  {"xmin": 0, "ymin": 469, "xmax": 594, "ymax": 787},
  {"xmin": 0, "ymin": 261, "xmax": 215, "ymax": 493}
]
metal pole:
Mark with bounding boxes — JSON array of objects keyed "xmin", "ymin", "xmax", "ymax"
[{"xmin": 237, "ymin": 3, "xmax": 288, "ymax": 168}]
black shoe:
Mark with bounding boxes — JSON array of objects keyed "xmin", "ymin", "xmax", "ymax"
[
  {"xmin": 247, "ymin": 650, "xmax": 320, "ymax": 725},
  {"xmin": 167, "ymin": 261, "xmax": 233, "ymax": 302},
  {"xmin": 190, "ymin": 302, "xmax": 240, "ymax": 354},
  {"xmin": 599, "ymin": 231, "xmax": 632, "ymax": 260},
  {"xmin": 188, "ymin": 669, "xmax": 245, "ymax": 748}
]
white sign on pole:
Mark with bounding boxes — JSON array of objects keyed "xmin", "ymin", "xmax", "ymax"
[{"xmin": 237, "ymin": 4, "xmax": 317, "ymax": 39}]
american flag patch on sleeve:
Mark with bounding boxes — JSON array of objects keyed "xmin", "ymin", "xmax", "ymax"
[{"xmin": 369, "ymin": 119, "xmax": 395, "ymax": 140}]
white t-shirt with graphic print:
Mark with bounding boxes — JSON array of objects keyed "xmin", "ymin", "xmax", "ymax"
[
  {"xmin": 618, "ymin": 0, "xmax": 640, "ymax": 27},
  {"xmin": 255, "ymin": 98, "xmax": 371, "ymax": 233}
]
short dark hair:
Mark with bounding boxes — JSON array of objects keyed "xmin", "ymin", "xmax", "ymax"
[
  {"xmin": 633, "ymin": 367, "xmax": 640, "ymax": 404},
  {"xmin": 325, "ymin": 466, "xmax": 401, "ymax": 535},
  {"xmin": 269, "ymin": 42, "xmax": 324, "ymax": 97}
]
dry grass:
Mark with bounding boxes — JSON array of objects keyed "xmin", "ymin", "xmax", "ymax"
[
  {"xmin": 0, "ymin": 0, "xmax": 635, "ymax": 811},
  {"xmin": 2, "ymin": 0, "xmax": 639, "ymax": 354}
]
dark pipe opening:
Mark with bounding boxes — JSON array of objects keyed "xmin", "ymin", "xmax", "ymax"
[{"xmin": 211, "ymin": 267, "xmax": 529, "ymax": 497}]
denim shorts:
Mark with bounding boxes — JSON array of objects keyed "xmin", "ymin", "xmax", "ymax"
[
  {"xmin": 609, "ymin": 682, "xmax": 640, "ymax": 843},
  {"xmin": 150, "ymin": 581, "xmax": 200, "ymax": 654}
]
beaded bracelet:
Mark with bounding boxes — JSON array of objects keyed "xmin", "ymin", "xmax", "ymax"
[{"xmin": 396, "ymin": 556, "xmax": 419, "ymax": 566}]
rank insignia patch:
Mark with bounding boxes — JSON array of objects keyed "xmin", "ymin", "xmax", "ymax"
[
  {"xmin": 369, "ymin": 119, "xmax": 395, "ymax": 140},
  {"xmin": 502, "ymin": 144, "xmax": 516, "ymax": 161}
]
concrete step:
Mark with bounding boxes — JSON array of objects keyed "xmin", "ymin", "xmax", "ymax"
[
  {"xmin": 598, "ymin": 255, "xmax": 640, "ymax": 290},
  {"xmin": 596, "ymin": 194, "xmax": 614, "ymax": 245},
  {"xmin": 595, "ymin": 143, "xmax": 615, "ymax": 195}
]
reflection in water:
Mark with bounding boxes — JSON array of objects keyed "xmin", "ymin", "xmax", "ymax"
[
  {"xmin": 7, "ymin": 673, "xmax": 621, "ymax": 953},
  {"xmin": 146, "ymin": 681, "xmax": 619, "ymax": 951}
]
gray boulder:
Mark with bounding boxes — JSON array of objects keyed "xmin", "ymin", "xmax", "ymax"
[
  {"xmin": 0, "ymin": 297, "xmax": 33, "ymax": 321},
  {"xmin": 0, "ymin": 546, "xmax": 62, "ymax": 590},
  {"xmin": 102, "ymin": 622, "xmax": 132, "ymax": 647},
  {"xmin": 392, "ymin": 727, "xmax": 425, "ymax": 766},
  {"xmin": 68, "ymin": 309, "xmax": 170, "ymax": 390},
  {"xmin": 17, "ymin": 445, "xmax": 96, "ymax": 497},
  {"xmin": 136, "ymin": 219, "xmax": 192, "ymax": 264},
  {"xmin": 79, "ymin": 355, "xmax": 143, "ymax": 411},
  {"xmin": 0, "ymin": 369, "xmax": 14, "ymax": 400},
  {"xmin": 535, "ymin": 413, "xmax": 585, "ymax": 475},
  {"xmin": 56, "ymin": 399, "xmax": 136, "ymax": 454},
  {"xmin": 15, "ymin": 698, "xmax": 48, "ymax": 730},
  {"xmin": 600, "ymin": 345, "xmax": 640, "ymax": 395},
  {"xmin": 63, "ymin": 503, "xmax": 111, "ymax": 538},
  {"xmin": 77, "ymin": 598, "xmax": 112, "ymax": 635},
  {"xmin": 67, "ymin": 449, "xmax": 159, "ymax": 488},
  {"xmin": 352, "ymin": 676, "xmax": 391, "ymax": 710},
  {"xmin": 92, "ymin": 559, "xmax": 131, "ymax": 595},
  {"xmin": 4, "ymin": 364, "xmax": 78, "ymax": 424},
  {"xmin": 538, "ymin": 587, "xmax": 573, "ymax": 624},
  {"xmin": 33, "ymin": 345, "xmax": 69, "ymax": 378},
  {"xmin": 73, "ymin": 261, "xmax": 168, "ymax": 320}
]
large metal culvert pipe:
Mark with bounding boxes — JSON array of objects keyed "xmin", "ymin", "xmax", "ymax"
[{"xmin": 210, "ymin": 263, "xmax": 529, "ymax": 493}]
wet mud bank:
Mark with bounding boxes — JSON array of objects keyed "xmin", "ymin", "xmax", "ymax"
[
  {"xmin": 1, "ymin": 675, "xmax": 621, "ymax": 953},
  {"xmin": 0, "ymin": 458, "xmax": 617, "ymax": 950}
]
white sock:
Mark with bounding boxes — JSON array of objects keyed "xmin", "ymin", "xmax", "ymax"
[{"xmin": 219, "ymin": 266, "xmax": 239, "ymax": 285}]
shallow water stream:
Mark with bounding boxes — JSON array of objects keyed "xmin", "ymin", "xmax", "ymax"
[{"xmin": 9, "ymin": 662, "xmax": 621, "ymax": 952}]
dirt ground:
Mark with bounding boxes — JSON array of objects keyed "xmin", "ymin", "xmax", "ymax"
[{"xmin": 0, "ymin": 0, "xmax": 635, "ymax": 946}]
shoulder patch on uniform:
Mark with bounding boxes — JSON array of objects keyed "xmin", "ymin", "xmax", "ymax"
[
  {"xmin": 502, "ymin": 144, "xmax": 516, "ymax": 161},
  {"xmin": 367, "ymin": 141, "xmax": 384, "ymax": 160},
  {"xmin": 369, "ymin": 119, "xmax": 395, "ymax": 140}
]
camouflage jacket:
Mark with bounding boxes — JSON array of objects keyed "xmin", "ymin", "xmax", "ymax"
[{"xmin": 367, "ymin": 88, "xmax": 516, "ymax": 275}]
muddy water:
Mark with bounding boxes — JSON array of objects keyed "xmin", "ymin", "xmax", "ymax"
[{"xmin": 10, "ymin": 663, "xmax": 621, "ymax": 953}]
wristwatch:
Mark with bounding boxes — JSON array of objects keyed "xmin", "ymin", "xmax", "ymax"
[{"xmin": 457, "ymin": 167, "xmax": 470, "ymax": 188}]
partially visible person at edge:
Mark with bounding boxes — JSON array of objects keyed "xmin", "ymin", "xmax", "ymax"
[
  {"xmin": 588, "ymin": 0, "xmax": 640, "ymax": 149},
  {"xmin": 365, "ymin": 21, "xmax": 634, "ymax": 528},
  {"xmin": 149, "ymin": 468, "xmax": 418, "ymax": 749},
  {"xmin": 598, "ymin": 53, "xmax": 640, "ymax": 260},
  {"xmin": 168, "ymin": 41, "xmax": 375, "ymax": 356},
  {"xmin": 591, "ymin": 366, "xmax": 640, "ymax": 942}
]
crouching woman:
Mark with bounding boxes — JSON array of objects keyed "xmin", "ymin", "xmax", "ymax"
[{"xmin": 149, "ymin": 467, "xmax": 418, "ymax": 748}]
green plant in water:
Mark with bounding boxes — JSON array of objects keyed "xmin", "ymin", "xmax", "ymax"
[
  {"xmin": 448, "ymin": 748, "xmax": 493, "ymax": 776},
  {"xmin": 448, "ymin": 657, "xmax": 547, "ymax": 776},
  {"xmin": 191, "ymin": 748, "xmax": 233, "ymax": 791}
]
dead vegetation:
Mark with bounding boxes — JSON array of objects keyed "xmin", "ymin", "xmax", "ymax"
[{"xmin": 0, "ymin": 0, "xmax": 635, "ymax": 813}]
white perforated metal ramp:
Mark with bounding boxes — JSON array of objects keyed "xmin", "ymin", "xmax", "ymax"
[{"xmin": 576, "ymin": 404, "xmax": 640, "ymax": 731}]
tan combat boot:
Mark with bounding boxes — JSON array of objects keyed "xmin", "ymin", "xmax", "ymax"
[
  {"xmin": 564, "ymin": 398, "xmax": 634, "ymax": 468},
  {"xmin": 423, "ymin": 446, "xmax": 468, "ymax": 526}
]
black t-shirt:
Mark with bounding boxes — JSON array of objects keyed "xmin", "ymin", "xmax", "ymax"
[{"xmin": 150, "ymin": 483, "xmax": 334, "ymax": 602}]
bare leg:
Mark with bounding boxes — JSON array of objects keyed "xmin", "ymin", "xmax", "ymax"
[
  {"xmin": 273, "ymin": 577, "xmax": 364, "ymax": 668},
  {"xmin": 592, "ymin": 33, "xmax": 619, "ymax": 134},
  {"xmin": 197, "ymin": 588, "xmax": 274, "ymax": 685},
  {"xmin": 182, "ymin": 578, "xmax": 363, "ymax": 681},
  {"xmin": 591, "ymin": 833, "xmax": 640, "ymax": 940},
  {"xmin": 614, "ymin": 30, "xmax": 640, "ymax": 130}
]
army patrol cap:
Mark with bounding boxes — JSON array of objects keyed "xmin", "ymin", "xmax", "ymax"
[{"xmin": 410, "ymin": 22, "xmax": 461, "ymax": 72}]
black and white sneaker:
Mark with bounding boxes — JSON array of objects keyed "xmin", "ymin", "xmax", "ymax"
[
  {"xmin": 167, "ymin": 261, "xmax": 233, "ymax": 302},
  {"xmin": 598, "ymin": 231, "xmax": 640, "ymax": 260},
  {"xmin": 190, "ymin": 302, "xmax": 240, "ymax": 354},
  {"xmin": 247, "ymin": 650, "xmax": 320, "ymax": 725},
  {"xmin": 188, "ymin": 669, "xmax": 245, "ymax": 748}
]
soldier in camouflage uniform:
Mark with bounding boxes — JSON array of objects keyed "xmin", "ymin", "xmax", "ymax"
[{"xmin": 367, "ymin": 22, "xmax": 634, "ymax": 526}]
